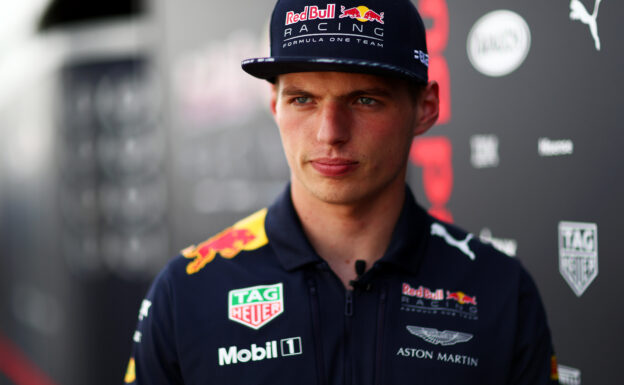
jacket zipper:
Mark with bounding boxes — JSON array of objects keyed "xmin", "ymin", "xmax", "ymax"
[
  {"xmin": 374, "ymin": 283, "xmax": 388, "ymax": 385},
  {"xmin": 345, "ymin": 290, "xmax": 354, "ymax": 317},
  {"xmin": 345, "ymin": 289, "xmax": 354, "ymax": 385},
  {"xmin": 307, "ymin": 274, "xmax": 327, "ymax": 385}
]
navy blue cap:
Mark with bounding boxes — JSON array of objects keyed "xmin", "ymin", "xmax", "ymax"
[{"xmin": 242, "ymin": 0, "xmax": 429, "ymax": 83}]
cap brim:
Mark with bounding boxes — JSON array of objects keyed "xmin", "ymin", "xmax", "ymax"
[{"xmin": 241, "ymin": 56, "xmax": 427, "ymax": 84}]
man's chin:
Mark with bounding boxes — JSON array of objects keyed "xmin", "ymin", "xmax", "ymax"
[{"xmin": 302, "ymin": 180, "xmax": 372, "ymax": 206}]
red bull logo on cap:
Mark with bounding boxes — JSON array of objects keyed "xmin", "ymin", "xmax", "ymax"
[
  {"xmin": 339, "ymin": 5, "xmax": 384, "ymax": 24},
  {"xmin": 183, "ymin": 208, "xmax": 269, "ymax": 275},
  {"xmin": 285, "ymin": 3, "xmax": 336, "ymax": 25}
]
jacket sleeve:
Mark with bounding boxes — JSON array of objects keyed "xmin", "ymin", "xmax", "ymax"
[
  {"xmin": 507, "ymin": 267, "xmax": 559, "ymax": 385},
  {"xmin": 124, "ymin": 267, "xmax": 184, "ymax": 385}
]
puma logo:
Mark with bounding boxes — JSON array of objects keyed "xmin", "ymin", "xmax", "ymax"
[
  {"xmin": 431, "ymin": 223, "xmax": 476, "ymax": 261},
  {"xmin": 569, "ymin": 0, "xmax": 602, "ymax": 51}
]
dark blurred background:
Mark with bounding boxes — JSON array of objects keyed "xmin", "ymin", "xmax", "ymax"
[{"xmin": 0, "ymin": 1, "xmax": 621, "ymax": 384}]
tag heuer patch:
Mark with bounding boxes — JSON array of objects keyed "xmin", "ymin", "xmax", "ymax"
[{"xmin": 229, "ymin": 283, "xmax": 284, "ymax": 329}]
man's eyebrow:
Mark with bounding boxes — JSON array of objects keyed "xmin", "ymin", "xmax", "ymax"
[
  {"xmin": 280, "ymin": 86, "xmax": 313, "ymax": 96},
  {"xmin": 347, "ymin": 87, "xmax": 393, "ymax": 98}
]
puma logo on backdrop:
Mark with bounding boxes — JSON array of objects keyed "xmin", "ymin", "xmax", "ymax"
[{"xmin": 569, "ymin": 0, "xmax": 603, "ymax": 51}]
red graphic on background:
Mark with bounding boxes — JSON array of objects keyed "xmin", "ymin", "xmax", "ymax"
[
  {"xmin": 410, "ymin": 136, "xmax": 453, "ymax": 223},
  {"xmin": 419, "ymin": 0, "xmax": 451, "ymax": 124},
  {"xmin": 0, "ymin": 333, "xmax": 58, "ymax": 385}
]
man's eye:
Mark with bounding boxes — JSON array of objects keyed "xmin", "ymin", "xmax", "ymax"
[
  {"xmin": 358, "ymin": 97, "xmax": 376, "ymax": 105},
  {"xmin": 293, "ymin": 97, "xmax": 310, "ymax": 104}
]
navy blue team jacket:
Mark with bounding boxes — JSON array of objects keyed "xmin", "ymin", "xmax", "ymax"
[{"xmin": 125, "ymin": 186, "xmax": 558, "ymax": 384}]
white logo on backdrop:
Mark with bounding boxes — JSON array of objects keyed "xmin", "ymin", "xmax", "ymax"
[
  {"xmin": 538, "ymin": 138, "xmax": 574, "ymax": 156},
  {"xmin": 467, "ymin": 10, "xmax": 531, "ymax": 77},
  {"xmin": 559, "ymin": 221, "xmax": 598, "ymax": 297},
  {"xmin": 479, "ymin": 228, "xmax": 517, "ymax": 257},
  {"xmin": 470, "ymin": 134, "xmax": 499, "ymax": 168},
  {"xmin": 558, "ymin": 364, "xmax": 582, "ymax": 385},
  {"xmin": 570, "ymin": 0, "xmax": 602, "ymax": 51}
]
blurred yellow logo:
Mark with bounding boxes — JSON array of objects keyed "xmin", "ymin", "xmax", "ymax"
[{"xmin": 124, "ymin": 358, "xmax": 136, "ymax": 383}]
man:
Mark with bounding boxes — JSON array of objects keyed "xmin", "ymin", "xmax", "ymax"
[{"xmin": 124, "ymin": 0, "xmax": 558, "ymax": 384}]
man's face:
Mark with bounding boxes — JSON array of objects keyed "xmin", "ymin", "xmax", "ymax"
[{"xmin": 271, "ymin": 71, "xmax": 435, "ymax": 206}]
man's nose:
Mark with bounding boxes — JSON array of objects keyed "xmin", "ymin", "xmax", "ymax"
[{"xmin": 316, "ymin": 102, "xmax": 351, "ymax": 145}]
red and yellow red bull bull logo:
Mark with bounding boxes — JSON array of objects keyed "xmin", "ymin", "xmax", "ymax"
[
  {"xmin": 229, "ymin": 283, "xmax": 284, "ymax": 329},
  {"xmin": 339, "ymin": 5, "xmax": 384, "ymax": 24},
  {"xmin": 446, "ymin": 290, "xmax": 477, "ymax": 305},
  {"xmin": 183, "ymin": 208, "xmax": 269, "ymax": 275}
]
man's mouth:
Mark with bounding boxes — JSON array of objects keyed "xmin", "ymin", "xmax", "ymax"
[{"xmin": 309, "ymin": 158, "xmax": 359, "ymax": 177}]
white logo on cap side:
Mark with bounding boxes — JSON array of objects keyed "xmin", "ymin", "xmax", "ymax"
[{"xmin": 467, "ymin": 10, "xmax": 531, "ymax": 77}]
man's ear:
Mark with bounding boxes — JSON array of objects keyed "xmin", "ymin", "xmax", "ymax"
[{"xmin": 413, "ymin": 81, "xmax": 440, "ymax": 136}]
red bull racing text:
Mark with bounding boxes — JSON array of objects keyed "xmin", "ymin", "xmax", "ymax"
[
  {"xmin": 401, "ymin": 282, "xmax": 479, "ymax": 320},
  {"xmin": 282, "ymin": 4, "xmax": 385, "ymax": 49}
]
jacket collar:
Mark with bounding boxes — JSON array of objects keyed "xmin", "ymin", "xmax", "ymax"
[{"xmin": 266, "ymin": 184, "xmax": 430, "ymax": 275}]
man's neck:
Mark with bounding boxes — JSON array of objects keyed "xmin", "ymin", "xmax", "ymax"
[{"xmin": 291, "ymin": 181, "xmax": 406, "ymax": 288}]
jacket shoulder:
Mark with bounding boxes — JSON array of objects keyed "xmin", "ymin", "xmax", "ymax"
[{"xmin": 180, "ymin": 208, "xmax": 269, "ymax": 275}]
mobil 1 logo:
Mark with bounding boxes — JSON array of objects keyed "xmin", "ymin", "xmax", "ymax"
[
  {"xmin": 559, "ymin": 221, "xmax": 598, "ymax": 297},
  {"xmin": 218, "ymin": 337, "xmax": 302, "ymax": 366}
]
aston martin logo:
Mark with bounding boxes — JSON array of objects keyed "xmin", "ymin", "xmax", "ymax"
[{"xmin": 406, "ymin": 325, "xmax": 474, "ymax": 346}]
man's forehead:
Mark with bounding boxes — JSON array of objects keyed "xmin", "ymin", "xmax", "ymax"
[{"xmin": 275, "ymin": 71, "xmax": 405, "ymax": 92}]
